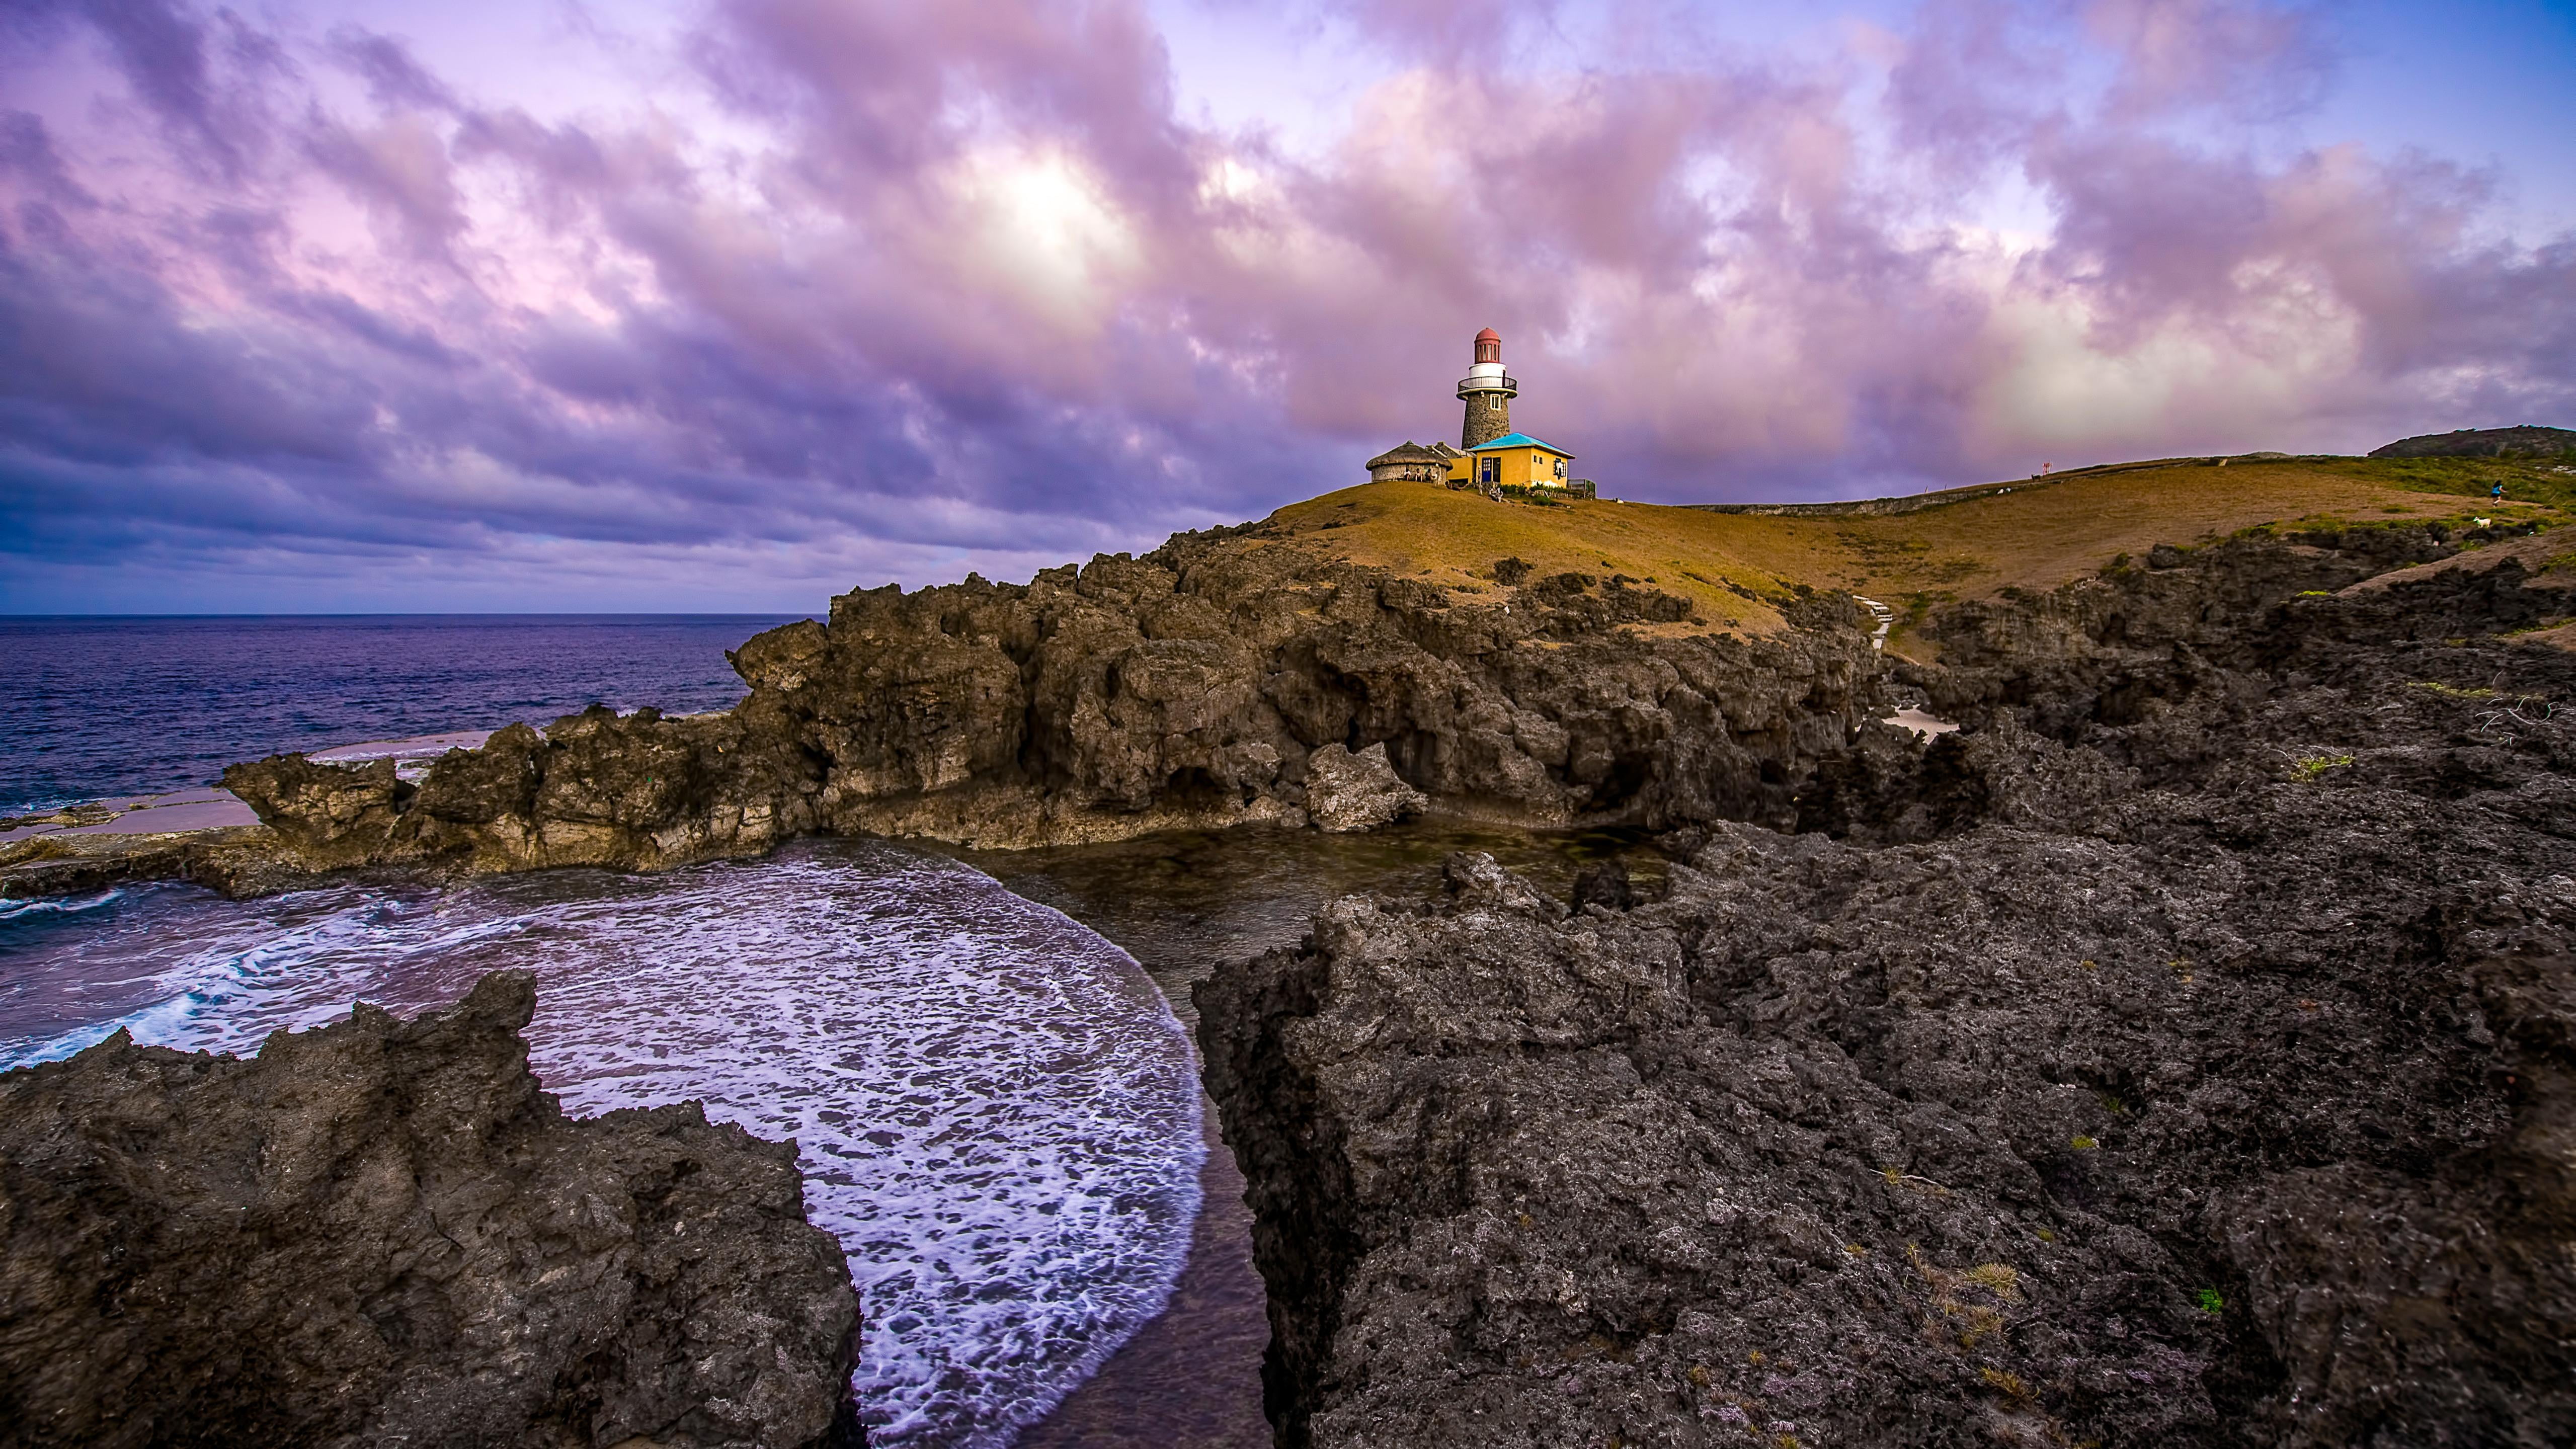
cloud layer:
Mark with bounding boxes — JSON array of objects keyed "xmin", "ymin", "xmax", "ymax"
[{"xmin": 2, "ymin": 0, "xmax": 2570, "ymax": 609}]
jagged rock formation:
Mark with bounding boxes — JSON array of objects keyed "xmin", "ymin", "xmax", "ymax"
[
  {"xmin": 1198, "ymin": 525, "xmax": 2576, "ymax": 1448},
  {"xmin": 219, "ymin": 702, "xmax": 826, "ymax": 878},
  {"xmin": 1304, "ymin": 743, "xmax": 1428, "ymax": 833},
  {"xmin": 0, "ymin": 972, "xmax": 864, "ymax": 1449},
  {"xmin": 211, "ymin": 534, "xmax": 1878, "ymax": 876},
  {"xmin": 2369, "ymin": 424, "xmax": 2575, "ymax": 459}
]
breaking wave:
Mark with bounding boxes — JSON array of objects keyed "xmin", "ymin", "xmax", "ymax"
[{"xmin": 0, "ymin": 839, "xmax": 1202, "ymax": 1447}]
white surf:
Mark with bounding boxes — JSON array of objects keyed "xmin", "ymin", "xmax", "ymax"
[{"xmin": 0, "ymin": 839, "xmax": 1204, "ymax": 1447}]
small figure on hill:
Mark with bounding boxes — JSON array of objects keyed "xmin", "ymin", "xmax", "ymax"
[{"xmin": 2492, "ymin": 480, "xmax": 2507, "ymax": 502}]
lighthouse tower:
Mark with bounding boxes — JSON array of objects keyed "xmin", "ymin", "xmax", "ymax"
[{"xmin": 1457, "ymin": 328, "xmax": 1518, "ymax": 449}]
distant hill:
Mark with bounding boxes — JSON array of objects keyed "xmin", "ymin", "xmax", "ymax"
[
  {"xmin": 2370, "ymin": 425, "xmax": 2575, "ymax": 459},
  {"xmin": 1269, "ymin": 452, "xmax": 2562, "ymax": 645}
]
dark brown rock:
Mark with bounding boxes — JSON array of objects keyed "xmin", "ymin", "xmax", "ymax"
[
  {"xmin": 215, "ymin": 753, "xmax": 410, "ymax": 866},
  {"xmin": 1304, "ymin": 743, "xmax": 1426, "ymax": 833},
  {"xmin": 0, "ymin": 826, "xmax": 333, "ymax": 901},
  {"xmin": 1199, "ymin": 531, "xmax": 2576, "ymax": 1449},
  {"xmin": 207, "ymin": 533, "xmax": 1879, "ymax": 879},
  {"xmin": 0, "ymin": 971, "xmax": 863, "ymax": 1449},
  {"xmin": 217, "ymin": 703, "xmax": 829, "ymax": 881},
  {"xmin": 1568, "ymin": 857, "xmax": 1635, "ymax": 911}
]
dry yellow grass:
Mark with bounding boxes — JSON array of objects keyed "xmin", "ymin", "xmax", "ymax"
[
  {"xmin": 1261, "ymin": 457, "xmax": 2558, "ymax": 648},
  {"xmin": 1271, "ymin": 482, "xmax": 1801, "ymax": 632}
]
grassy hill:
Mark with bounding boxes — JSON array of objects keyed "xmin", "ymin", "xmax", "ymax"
[{"xmin": 1260, "ymin": 453, "xmax": 2573, "ymax": 651}]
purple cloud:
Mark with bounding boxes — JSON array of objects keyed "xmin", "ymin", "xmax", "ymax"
[{"xmin": 0, "ymin": 0, "xmax": 2569, "ymax": 611}]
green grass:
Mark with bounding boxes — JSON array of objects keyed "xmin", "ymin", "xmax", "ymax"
[
  {"xmin": 1260, "ymin": 454, "xmax": 2570, "ymax": 643},
  {"xmin": 2349, "ymin": 453, "xmax": 2576, "ymax": 513}
]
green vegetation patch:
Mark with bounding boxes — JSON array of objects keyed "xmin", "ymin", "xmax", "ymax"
[{"xmin": 2344, "ymin": 455, "xmax": 2576, "ymax": 517}]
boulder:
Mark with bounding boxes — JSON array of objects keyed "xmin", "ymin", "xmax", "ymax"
[
  {"xmin": 0, "ymin": 971, "xmax": 864, "ymax": 1448},
  {"xmin": 216, "ymin": 753, "xmax": 408, "ymax": 866},
  {"xmin": 1303, "ymin": 742, "xmax": 1427, "ymax": 833}
]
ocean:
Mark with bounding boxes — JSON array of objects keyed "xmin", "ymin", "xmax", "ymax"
[
  {"xmin": 0, "ymin": 614, "xmax": 804, "ymax": 816},
  {"xmin": 0, "ymin": 614, "xmax": 1210, "ymax": 1446}
]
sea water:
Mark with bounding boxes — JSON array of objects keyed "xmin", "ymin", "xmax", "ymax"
[
  {"xmin": 0, "ymin": 840, "xmax": 1204, "ymax": 1447},
  {"xmin": 0, "ymin": 614, "xmax": 801, "ymax": 815}
]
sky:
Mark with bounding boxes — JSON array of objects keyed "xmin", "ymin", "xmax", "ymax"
[{"xmin": 1, "ymin": 0, "xmax": 2570, "ymax": 612}]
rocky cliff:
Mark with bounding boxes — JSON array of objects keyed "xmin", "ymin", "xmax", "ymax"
[
  {"xmin": 212, "ymin": 531, "xmax": 1878, "ymax": 879},
  {"xmin": 0, "ymin": 971, "xmax": 864, "ymax": 1449},
  {"xmin": 1198, "ymin": 525, "xmax": 2576, "ymax": 1448}
]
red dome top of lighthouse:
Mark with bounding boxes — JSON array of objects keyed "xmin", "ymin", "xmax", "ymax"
[
  {"xmin": 1473, "ymin": 328, "xmax": 1501, "ymax": 364},
  {"xmin": 1475, "ymin": 328, "xmax": 1499, "ymax": 343}
]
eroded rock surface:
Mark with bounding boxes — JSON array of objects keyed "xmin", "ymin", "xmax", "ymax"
[
  {"xmin": 205, "ymin": 534, "xmax": 1876, "ymax": 879},
  {"xmin": 218, "ymin": 703, "xmax": 826, "ymax": 880},
  {"xmin": 1199, "ymin": 527, "xmax": 2576, "ymax": 1448},
  {"xmin": 0, "ymin": 971, "xmax": 863, "ymax": 1448},
  {"xmin": 1305, "ymin": 743, "xmax": 1428, "ymax": 833}
]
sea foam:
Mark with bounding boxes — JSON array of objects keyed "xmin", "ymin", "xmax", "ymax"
[{"xmin": 0, "ymin": 840, "xmax": 1203, "ymax": 1447}]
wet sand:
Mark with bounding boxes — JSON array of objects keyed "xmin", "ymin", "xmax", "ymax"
[{"xmin": 959, "ymin": 821, "xmax": 1666, "ymax": 1446}]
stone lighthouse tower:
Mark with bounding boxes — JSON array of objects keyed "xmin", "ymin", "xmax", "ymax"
[{"xmin": 1457, "ymin": 327, "xmax": 1517, "ymax": 449}]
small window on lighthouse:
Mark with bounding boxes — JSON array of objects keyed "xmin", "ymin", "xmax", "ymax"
[{"xmin": 1489, "ymin": 396, "xmax": 1501, "ymax": 410}]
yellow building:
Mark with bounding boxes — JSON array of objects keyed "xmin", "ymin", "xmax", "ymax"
[
  {"xmin": 1364, "ymin": 327, "xmax": 1596, "ymax": 498},
  {"xmin": 1448, "ymin": 432, "xmax": 1575, "ymax": 491}
]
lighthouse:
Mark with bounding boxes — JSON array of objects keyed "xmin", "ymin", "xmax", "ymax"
[
  {"xmin": 1361, "ymin": 325, "xmax": 1583, "ymax": 496},
  {"xmin": 1457, "ymin": 328, "xmax": 1517, "ymax": 449}
]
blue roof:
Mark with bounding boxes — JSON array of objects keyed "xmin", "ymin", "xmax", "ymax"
[{"xmin": 1466, "ymin": 432, "xmax": 1573, "ymax": 455}]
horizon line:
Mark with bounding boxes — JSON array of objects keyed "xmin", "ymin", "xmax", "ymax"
[{"xmin": 0, "ymin": 611, "xmax": 822, "ymax": 621}]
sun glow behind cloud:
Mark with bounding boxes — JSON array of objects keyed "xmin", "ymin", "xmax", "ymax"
[
  {"xmin": 0, "ymin": 0, "xmax": 2569, "ymax": 611},
  {"xmin": 942, "ymin": 144, "xmax": 1143, "ymax": 335}
]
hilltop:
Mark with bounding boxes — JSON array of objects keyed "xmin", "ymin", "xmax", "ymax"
[
  {"xmin": 2370, "ymin": 424, "xmax": 2576, "ymax": 459},
  {"xmin": 1260, "ymin": 451, "xmax": 2567, "ymax": 647}
]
